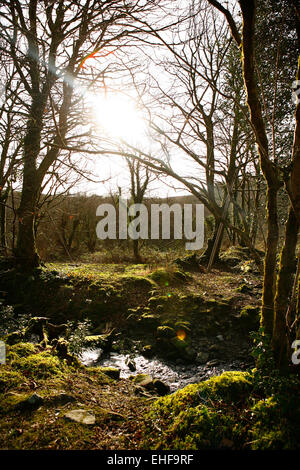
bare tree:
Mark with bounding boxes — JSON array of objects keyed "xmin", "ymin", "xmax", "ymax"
[{"xmin": 0, "ymin": 0, "xmax": 170, "ymax": 268}]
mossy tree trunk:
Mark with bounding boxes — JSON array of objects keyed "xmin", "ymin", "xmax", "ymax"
[
  {"xmin": 273, "ymin": 209, "xmax": 299, "ymax": 367},
  {"xmin": 239, "ymin": 0, "xmax": 281, "ymax": 337},
  {"xmin": 208, "ymin": 0, "xmax": 300, "ymax": 368}
]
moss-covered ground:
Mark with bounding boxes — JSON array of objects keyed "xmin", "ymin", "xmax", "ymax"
[
  {"xmin": 0, "ymin": 249, "xmax": 299, "ymax": 450},
  {"xmin": 0, "ymin": 342, "xmax": 149, "ymax": 449}
]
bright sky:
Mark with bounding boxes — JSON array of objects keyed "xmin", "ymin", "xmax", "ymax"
[{"xmin": 73, "ymin": 88, "xmax": 194, "ymax": 198}]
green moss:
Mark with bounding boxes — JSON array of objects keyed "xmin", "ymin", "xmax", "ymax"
[
  {"xmin": 121, "ymin": 275, "xmax": 155, "ymax": 291},
  {"xmin": 249, "ymin": 395, "xmax": 300, "ymax": 450},
  {"xmin": 7, "ymin": 342, "xmax": 37, "ymax": 359},
  {"xmin": 11, "ymin": 351, "xmax": 67, "ymax": 380},
  {"xmin": 0, "ymin": 369, "xmax": 25, "ymax": 393},
  {"xmin": 142, "ymin": 371, "xmax": 253, "ymax": 449},
  {"xmin": 83, "ymin": 335, "xmax": 106, "ymax": 348},
  {"xmin": 149, "ymin": 269, "xmax": 189, "ymax": 286},
  {"xmin": 220, "ymin": 246, "xmax": 251, "ymax": 266}
]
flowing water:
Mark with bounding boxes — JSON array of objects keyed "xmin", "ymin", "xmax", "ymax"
[{"xmin": 79, "ymin": 348, "xmax": 250, "ymax": 392}]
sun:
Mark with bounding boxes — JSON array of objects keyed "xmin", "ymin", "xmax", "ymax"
[{"xmin": 92, "ymin": 93, "xmax": 146, "ymax": 144}]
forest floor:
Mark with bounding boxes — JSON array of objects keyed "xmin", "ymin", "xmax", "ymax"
[{"xmin": 0, "ymin": 247, "xmax": 299, "ymax": 450}]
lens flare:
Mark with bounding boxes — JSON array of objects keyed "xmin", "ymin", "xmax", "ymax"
[{"xmin": 176, "ymin": 329, "xmax": 186, "ymax": 341}]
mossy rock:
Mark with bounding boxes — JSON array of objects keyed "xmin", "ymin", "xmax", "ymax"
[
  {"xmin": 130, "ymin": 373, "xmax": 153, "ymax": 388},
  {"xmin": 121, "ymin": 275, "xmax": 155, "ymax": 291},
  {"xmin": 83, "ymin": 335, "xmax": 106, "ymax": 348},
  {"xmin": 142, "ymin": 371, "xmax": 253, "ymax": 449},
  {"xmin": 97, "ymin": 366, "xmax": 120, "ymax": 380},
  {"xmin": 148, "ymin": 296, "xmax": 169, "ymax": 308},
  {"xmin": 149, "ymin": 269, "xmax": 190, "ymax": 286},
  {"xmin": 174, "ymin": 253, "xmax": 201, "ymax": 271},
  {"xmin": 11, "ymin": 350, "xmax": 66, "ymax": 380},
  {"xmin": 220, "ymin": 246, "xmax": 253, "ymax": 267},
  {"xmin": 139, "ymin": 314, "xmax": 160, "ymax": 328},
  {"xmin": 204, "ymin": 299, "xmax": 230, "ymax": 313},
  {"xmin": 83, "ymin": 330, "xmax": 115, "ymax": 352},
  {"xmin": 4, "ymin": 330, "xmax": 26, "ymax": 346},
  {"xmin": 236, "ymin": 283, "xmax": 254, "ymax": 294}
]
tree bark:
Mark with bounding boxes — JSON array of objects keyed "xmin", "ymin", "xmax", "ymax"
[{"xmin": 273, "ymin": 208, "xmax": 299, "ymax": 367}]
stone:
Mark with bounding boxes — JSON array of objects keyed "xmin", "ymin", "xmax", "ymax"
[
  {"xmin": 131, "ymin": 373, "xmax": 153, "ymax": 388},
  {"xmin": 152, "ymin": 379, "xmax": 170, "ymax": 396},
  {"xmin": 47, "ymin": 393, "xmax": 76, "ymax": 406},
  {"xmin": 142, "ymin": 345, "xmax": 154, "ymax": 358},
  {"xmin": 64, "ymin": 409, "xmax": 95, "ymax": 425},
  {"xmin": 17, "ymin": 393, "xmax": 44, "ymax": 410},
  {"xmin": 217, "ymin": 335, "xmax": 224, "ymax": 341},
  {"xmin": 125, "ymin": 357, "xmax": 136, "ymax": 372}
]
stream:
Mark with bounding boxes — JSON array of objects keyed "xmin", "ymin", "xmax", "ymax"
[{"xmin": 79, "ymin": 348, "xmax": 252, "ymax": 393}]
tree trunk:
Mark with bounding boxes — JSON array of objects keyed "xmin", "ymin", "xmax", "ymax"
[
  {"xmin": 0, "ymin": 191, "xmax": 8, "ymax": 254},
  {"xmin": 15, "ymin": 184, "xmax": 40, "ymax": 268},
  {"xmin": 260, "ymin": 185, "xmax": 279, "ymax": 336},
  {"xmin": 273, "ymin": 208, "xmax": 299, "ymax": 368},
  {"xmin": 201, "ymin": 217, "xmax": 224, "ymax": 263},
  {"xmin": 15, "ymin": 123, "xmax": 42, "ymax": 268},
  {"xmin": 133, "ymin": 239, "xmax": 140, "ymax": 261}
]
